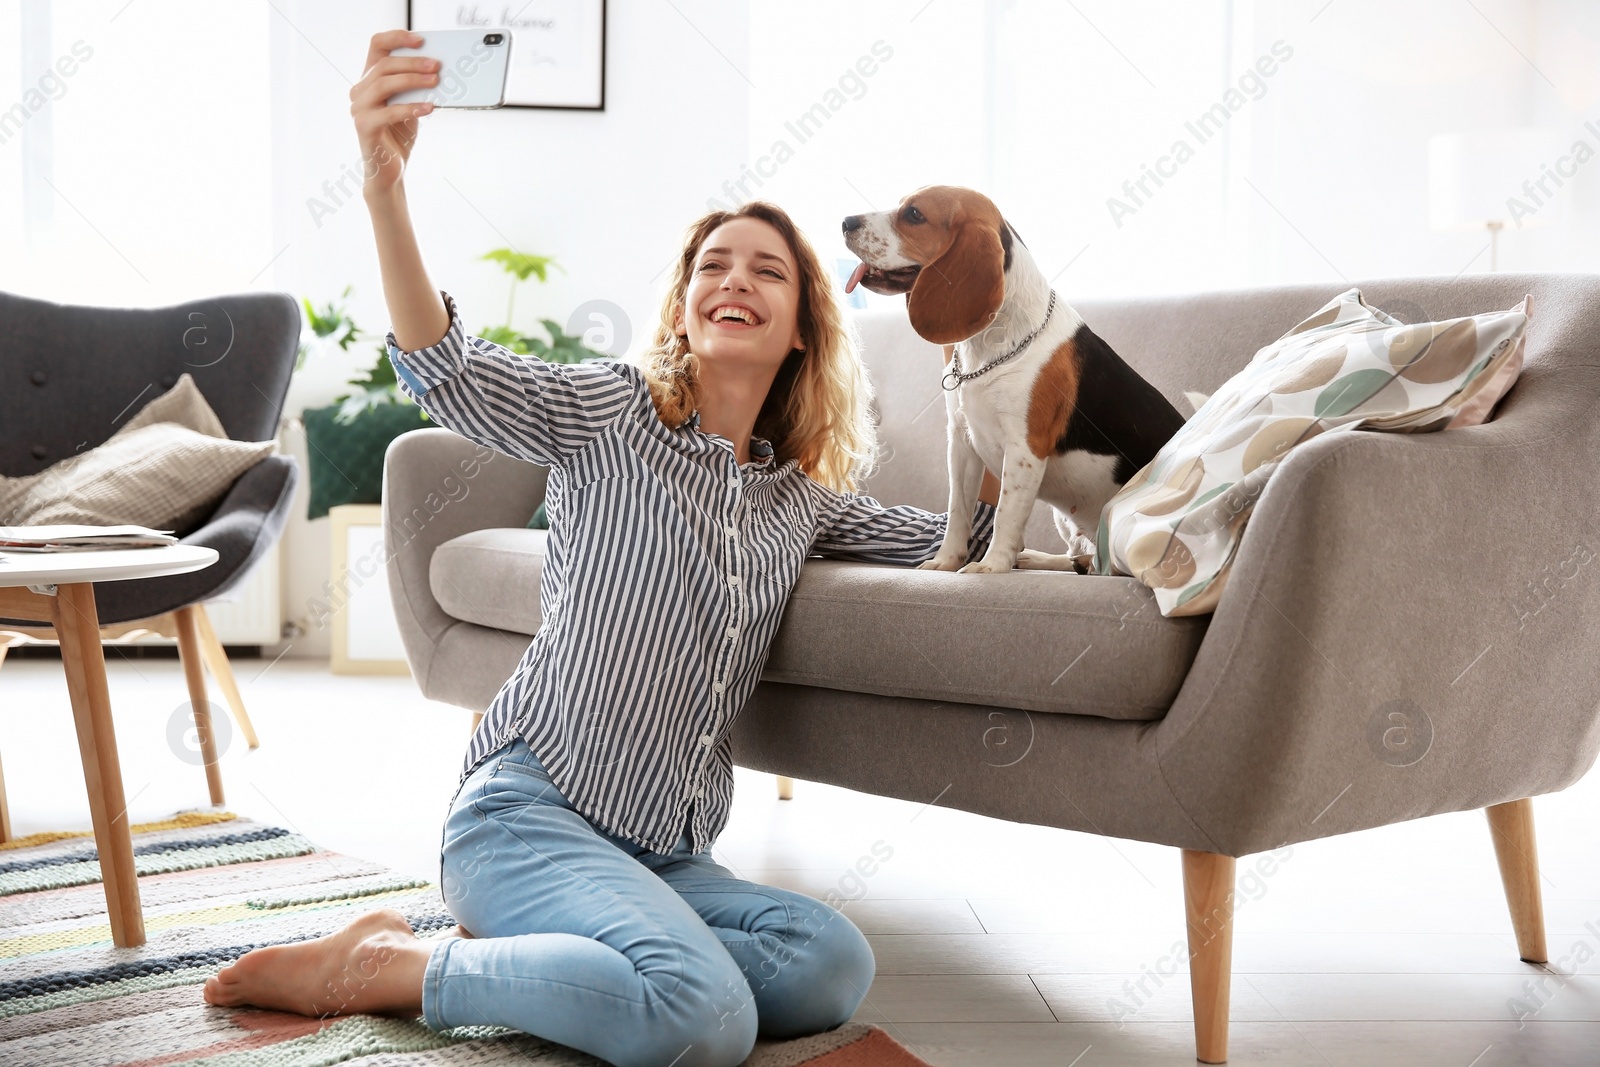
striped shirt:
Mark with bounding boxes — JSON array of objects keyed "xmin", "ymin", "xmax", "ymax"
[{"xmin": 386, "ymin": 291, "xmax": 997, "ymax": 855}]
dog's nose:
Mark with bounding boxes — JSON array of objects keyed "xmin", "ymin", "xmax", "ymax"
[{"xmin": 842, "ymin": 215, "xmax": 862, "ymax": 234}]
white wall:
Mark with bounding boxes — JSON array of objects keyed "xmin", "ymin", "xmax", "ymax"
[
  {"xmin": 0, "ymin": 0, "xmax": 274, "ymax": 304},
  {"xmin": 740, "ymin": 0, "xmax": 1599, "ymax": 301}
]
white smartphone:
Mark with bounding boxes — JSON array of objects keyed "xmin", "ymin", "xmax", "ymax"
[{"xmin": 389, "ymin": 29, "xmax": 513, "ymax": 110}]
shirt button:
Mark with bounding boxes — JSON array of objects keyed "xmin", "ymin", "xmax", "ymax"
[
  {"xmin": 728, "ymin": 575, "xmax": 740, "ymax": 586},
  {"xmin": 712, "ymin": 680, "xmax": 725, "ymax": 693},
  {"xmin": 725, "ymin": 524, "xmax": 736, "ymax": 535},
  {"xmin": 728, "ymin": 476, "xmax": 739, "ymax": 487},
  {"xmin": 699, "ymin": 733, "xmax": 714, "ymax": 747},
  {"xmin": 725, "ymin": 626, "xmax": 738, "ymax": 640}
]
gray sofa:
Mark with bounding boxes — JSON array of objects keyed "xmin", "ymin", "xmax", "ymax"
[{"xmin": 382, "ymin": 273, "xmax": 1600, "ymax": 1063}]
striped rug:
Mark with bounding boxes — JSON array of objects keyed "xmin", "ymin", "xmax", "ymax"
[{"xmin": 0, "ymin": 810, "xmax": 931, "ymax": 1066}]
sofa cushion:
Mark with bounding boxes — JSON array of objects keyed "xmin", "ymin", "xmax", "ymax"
[
  {"xmin": 431, "ymin": 528, "xmax": 550, "ymax": 636},
  {"xmin": 761, "ymin": 561, "xmax": 1208, "ymax": 720},
  {"xmin": 429, "ymin": 531, "xmax": 1206, "ymax": 721}
]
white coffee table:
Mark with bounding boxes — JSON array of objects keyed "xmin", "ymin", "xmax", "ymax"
[{"xmin": 0, "ymin": 544, "xmax": 218, "ymax": 948}]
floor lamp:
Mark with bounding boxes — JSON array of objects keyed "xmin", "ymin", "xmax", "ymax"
[{"xmin": 1428, "ymin": 129, "xmax": 1560, "ymax": 272}]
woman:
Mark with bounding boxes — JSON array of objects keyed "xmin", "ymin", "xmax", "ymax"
[{"xmin": 203, "ymin": 29, "xmax": 1001, "ymax": 1067}]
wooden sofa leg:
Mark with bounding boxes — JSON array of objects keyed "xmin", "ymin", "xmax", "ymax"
[
  {"xmin": 1182, "ymin": 849, "xmax": 1235, "ymax": 1064},
  {"xmin": 775, "ymin": 775, "xmax": 795, "ymax": 800},
  {"xmin": 1487, "ymin": 798, "xmax": 1548, "ymax": 964}
]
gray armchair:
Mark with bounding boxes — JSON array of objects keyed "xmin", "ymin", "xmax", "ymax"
[
  {"xmin": 382, "ymin": 273, "xmax": 1600, "ymax": 1063},
  {"xmin": 0, "ymin": 287, "xmax": 301, "ymax": 814}
]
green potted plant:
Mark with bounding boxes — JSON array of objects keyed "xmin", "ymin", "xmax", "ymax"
[{"xmin": 296, "ymin": 252, "xmax": 610, "ymax": 522}]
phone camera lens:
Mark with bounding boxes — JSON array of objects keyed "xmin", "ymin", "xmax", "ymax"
[{"xmin": 485, "ymin": 33, "xmax": 502, "ymax": 44}]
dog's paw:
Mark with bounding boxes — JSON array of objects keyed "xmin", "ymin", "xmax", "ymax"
[
  {"xmin": 917, "ymin": 554, "xmax": 964, "ymax": 572},
  {"xmin": 1014, "ymin": 549, "xmax": 1086, "ymax": 572},
  {"xmin": 958, "ymin": 558, "xmax": 1014, "ymax": 574}
]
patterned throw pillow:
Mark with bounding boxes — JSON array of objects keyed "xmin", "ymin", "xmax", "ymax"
[{"xmin": 1093, "ymin": 288, "xmax": 1530, "ymax": 617}]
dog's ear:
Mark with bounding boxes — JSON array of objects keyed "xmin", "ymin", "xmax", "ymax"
[{"xmin": 907, "ymin": 219, "xmax": 1005, "ymax": 345}]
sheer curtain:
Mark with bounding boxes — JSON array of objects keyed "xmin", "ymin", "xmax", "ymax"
[{"xmin": 2, "ymin": 0, "xmax": 272, "ymax": 307}]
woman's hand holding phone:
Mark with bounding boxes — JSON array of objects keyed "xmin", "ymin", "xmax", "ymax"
[
  {"xmin": 357, "ymin": 29, "xmax": 451, "ymax": 355},
  {"xmin": 352, "ymin": 29, "xmax": 440, "ymax": 195}
]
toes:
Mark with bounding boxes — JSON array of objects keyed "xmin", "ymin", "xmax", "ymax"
[{"xmin": 203, "ymin": 977, "xmax": 236, "ymax": 1006}]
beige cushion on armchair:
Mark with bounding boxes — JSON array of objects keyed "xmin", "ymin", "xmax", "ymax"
[{"xmin": 0, "ymin": 373, "xmax": 278, "ymax": 535}]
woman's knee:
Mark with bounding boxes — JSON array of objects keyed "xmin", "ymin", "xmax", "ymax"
[
  {"xmin": 803, "ymin": 908, "xmax": 876, "ymax": 1022},
  {"xmin": 634, "ymin": 952, "xmax": 758, "ymax": 1067},
  {"xmin": 750, "ymin": 902, "xmax": 876, "ymax": 1036}
]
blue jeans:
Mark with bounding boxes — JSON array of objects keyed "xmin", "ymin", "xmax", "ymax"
[{"xmin": 420, "ymin": 736, "xmax": 876, "ymax": 1067}]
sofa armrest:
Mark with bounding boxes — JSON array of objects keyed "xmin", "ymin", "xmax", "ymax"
[
  {"xmin": 1156, "ymin": 362, "xmax": 1600, "ymax": 854},
  {"xmin": 382, "ymin": 428, "xmax": 550, "ymax": 695}
]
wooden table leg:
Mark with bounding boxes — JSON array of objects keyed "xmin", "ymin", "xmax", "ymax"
[{"xmin": 51, "ymin": 582, "xmax": 145, "ymax": 948}]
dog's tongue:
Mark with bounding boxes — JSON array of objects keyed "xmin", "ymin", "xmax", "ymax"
[{"xmin": 844, "ymin": 260, "xmax": 868, "ymax": 294}]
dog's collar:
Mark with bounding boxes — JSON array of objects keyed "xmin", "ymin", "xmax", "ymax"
[{"xmin": 941, "ymin": 289, "xmax": 1059, "ymax": 392}]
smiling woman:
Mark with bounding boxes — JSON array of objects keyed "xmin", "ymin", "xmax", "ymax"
[
  {"xmin": 202, "ymin": 28, "xmax": 1000, "ymax": 1067},
  {"xmin": 637, "ymin": 200, "xmax": 877, "ymax": 486}
]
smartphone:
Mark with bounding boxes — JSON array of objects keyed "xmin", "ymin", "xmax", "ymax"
[{"xmin": 389, "ymin": 29, "xmax": 513, "ymax": 110}]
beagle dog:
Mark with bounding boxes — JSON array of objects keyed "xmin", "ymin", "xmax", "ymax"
[{"xmin": 843, "ymin": 185, "xmax": 1184, "ymax": 574}]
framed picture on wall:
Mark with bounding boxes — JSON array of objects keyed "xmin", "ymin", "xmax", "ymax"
[{"xmin": 406, "ymin": 0, "xmax": 606, "ymax": 111}]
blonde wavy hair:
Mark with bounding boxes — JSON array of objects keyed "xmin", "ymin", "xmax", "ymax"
[{"xmin": 634, "ymin": 201, "xmax": 878, "ymax": 494}]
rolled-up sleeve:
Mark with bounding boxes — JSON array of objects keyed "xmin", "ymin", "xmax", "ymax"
[
  {"xmin": 385, "ymin": 290, "xmax": 638, "ymax": 467},
  {"xmin": 809, "ymin": 490, "xmax": 998, "ymax": 565}
]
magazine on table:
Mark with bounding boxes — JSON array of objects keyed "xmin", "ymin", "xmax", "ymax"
[{"xmin": 0, "ymin": 525, "xmax": 179, "ymax": 556}]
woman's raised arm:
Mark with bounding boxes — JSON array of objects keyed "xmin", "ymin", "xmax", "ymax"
[
  {"xmin": 353, "ymin": 29, "xmax": 637, "ymax": 468},
  {"xmin": 354, "ymin": 29, "xmax": 449, "ymax": 351}
]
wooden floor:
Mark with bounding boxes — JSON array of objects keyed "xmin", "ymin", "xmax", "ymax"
[{"xmin": 3, "ymin": 654, "xmax": 1599, "ymax": 1065}]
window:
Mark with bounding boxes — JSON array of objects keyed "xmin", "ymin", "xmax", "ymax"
[{"xmin": 1, "ymin": 0, "xmax": 272, "ymax": 307}]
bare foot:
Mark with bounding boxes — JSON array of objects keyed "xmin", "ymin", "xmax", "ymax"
[{"xmin": 203, "ymin": 907, "xmax": 434, "ymax": 1018}]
